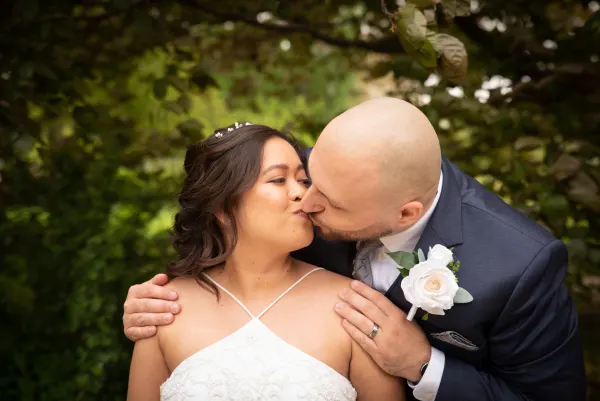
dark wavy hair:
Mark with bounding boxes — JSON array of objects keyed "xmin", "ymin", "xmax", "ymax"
[{"xmin": 167, "ymin": 123, "xmax": 304, "ymax": 297}]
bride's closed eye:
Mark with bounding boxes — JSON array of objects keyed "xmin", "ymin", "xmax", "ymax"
[{"xmin": 269, "ymin": 177, "xmax": 310, "ymax": 186}]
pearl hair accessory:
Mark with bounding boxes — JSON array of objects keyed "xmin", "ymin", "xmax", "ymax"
[{"xmin": 214, "ymin": 122, "xmax": 253, "ymax": 138}]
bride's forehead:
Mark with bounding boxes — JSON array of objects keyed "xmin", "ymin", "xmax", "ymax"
[{"xmin": 261, "ymin": 138, "xmax": 300, "ymax": 161}]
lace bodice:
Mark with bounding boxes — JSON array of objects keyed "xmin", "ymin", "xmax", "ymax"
[{"xmin": 160, "ymin": 268, "xmax": 357, "ymax": 401}]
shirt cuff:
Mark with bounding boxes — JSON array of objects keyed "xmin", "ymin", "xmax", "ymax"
[{"xmin": 407, "ymin": 347, "xmax": 445, "ymax": 401}]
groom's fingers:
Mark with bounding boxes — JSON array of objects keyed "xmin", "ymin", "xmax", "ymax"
[
  {"xmin": 341, "ymin": 319, "xmax": 377, "ymax": 354},
  {"xmin": 349, "ymin": 280, "xmax": 397, "ymax": 316},
  {"xmin": 130, "ymin": 282, "xmax": 178, "ymax": 301},
  {"xmin": 335, "ymin": 301, "xmax": 378, "ymax": 338},
  {"xmin": 124, "ymin": 312, "xmax": 173, "ymax": 330},
  {"xmin": 125, "ymin": 325, "xmax": 157, "ymax": 342},
  {"xmin": 338, "ymin": 286, "xmax": 387, "ymax": 325},
  {"xmin": 124, "ymin": 298, "xmax": 180, "ymax": 315}
]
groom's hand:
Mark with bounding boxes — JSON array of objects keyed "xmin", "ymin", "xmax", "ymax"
[
  {"xmin": 335, "ymin": 280, "xmax": 431, "ymax": 382},
  {"xmin": 122, "ymin": 273, "xmax": 180, "ymax": 341}
]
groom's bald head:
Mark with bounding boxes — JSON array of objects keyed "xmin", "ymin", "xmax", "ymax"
[{"xmin": 303, "ymin": 97, "xmax": 442, "ymax": 241}]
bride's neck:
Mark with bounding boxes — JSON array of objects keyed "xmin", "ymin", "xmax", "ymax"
[{"xmin": 217, "ymin": 239, "xmax": 296, "ymax": 298}]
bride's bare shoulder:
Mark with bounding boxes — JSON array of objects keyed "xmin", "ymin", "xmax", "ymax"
[
  {"xmin": 164, "ymin": 275, "xmax": 220, "ymax": 307},
  {"xmin": 297, "ymin": 261, "xmax": 353, "ymax": 293}
]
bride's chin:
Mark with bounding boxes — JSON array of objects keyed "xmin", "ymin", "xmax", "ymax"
[{"xmin": 284, "ymin": 229, "xmax": 314, "ymax": 252}]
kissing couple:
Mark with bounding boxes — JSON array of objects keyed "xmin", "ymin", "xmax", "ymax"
[{"xmin": 125, "ymin": 98, "xmax": 586, "ymax": 401}]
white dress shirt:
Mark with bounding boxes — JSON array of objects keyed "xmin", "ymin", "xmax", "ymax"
[{"xmin": 369, "ymin": 172, "xmax": 444, "ymax": 401}]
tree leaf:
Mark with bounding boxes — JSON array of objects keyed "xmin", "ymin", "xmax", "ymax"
[
  {"xmin": 370, "ymin": 61, "xmax": 393, "ymax": 79},
  {"xmin": 395, "ymin": 5, "xmax": 428, "ymax": 54},
  {"xmin": 454, "ymin": 287, "xmax": 473, "ymax": 303},
  {"xmin": 163, "ymin": 100, "xmax": 184, "ymax": 114},
  {"xmin": 568, "ymin": 172, "xmax": 600, "ymax": 212},
  {"xmin": 440, "ymin": 0, "xmax": 470, "ymax": 21},
  {"xmin": 414, "ymin": 39, "xmax": 438, "ymax": 69},
  {"xmin": 153, "ymin": 79, "xmax": 169, "ymax": 100},
  {"xmin": 428, "ymin": 33, "xmax": 468, "ymax": 80},
  {"xmin": 540, "ymin": 194, "xmax": 569, "ymax": 215},
  {"xmin": 455, "ymin": 0, "xmax": 471, "ymax": 16},
  {"xmin": 550, "ymin": 153, "xmax": 581, "ymax": 180},
  {"xmin": 412, "ymin": 0, "xmax": 438, "ymax": 9},
  {"xmin": 514, "ymin": 136, "xmax": 545, "ymax": 151},
  {"xmin": 177, "ymin": 119, "xmax": 204, "ymax": 138},
  {"xmin": 190, "ymin": 70, "xmax": 219, "ymax": 91},
  {"xmin": 168, "ymin": 75, "xmax": 188, "ymax": 92},
  {"xmin": 440, "ymin": 0, "xmax": 456, "ymax": 22},
  {"xmin": 176, "ymin": 94, "xmax": 192, "ymax": 113}
]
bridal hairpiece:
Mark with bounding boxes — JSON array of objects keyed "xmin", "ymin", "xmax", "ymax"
[{"xmin": 214, "ymin": 122, "xmax": 253, "ymax": 138}]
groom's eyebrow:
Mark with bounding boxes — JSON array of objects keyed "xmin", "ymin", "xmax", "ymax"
[{"xmin": 262, "ymin": 163, "xmax": 305, "ymax": 176}]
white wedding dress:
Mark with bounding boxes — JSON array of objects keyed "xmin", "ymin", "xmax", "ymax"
[{"xmin": 160, "ymin": 268, "xmax": 357, "ymax": 401}]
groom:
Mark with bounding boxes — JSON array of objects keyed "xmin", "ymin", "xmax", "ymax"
[{"xmin": 122, "ymin": 98, "xmax": 586, "ymax": 400}]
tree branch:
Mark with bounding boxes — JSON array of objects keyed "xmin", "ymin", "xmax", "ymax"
[
  {"xmin": 181, "ymin": 1, "xmax": 405, "ymax": 54},
  {"xmin": 488, "ymin": 64, "xmax": 598, "ymax": 105}
]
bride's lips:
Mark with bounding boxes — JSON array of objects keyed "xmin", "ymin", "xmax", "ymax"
[{"xmin": 293, "ymin": 211, "xmax": 309, "ymax": 220}]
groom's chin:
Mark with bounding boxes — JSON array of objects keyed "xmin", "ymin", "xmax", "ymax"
[{"xmin": 314, "ymin": 225, "xmax": 354, "ymax": 242}]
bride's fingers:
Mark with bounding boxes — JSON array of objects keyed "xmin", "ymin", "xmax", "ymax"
[{"xmin": 335, "ymin": 301, "xmax": 379, "ymax": 339}]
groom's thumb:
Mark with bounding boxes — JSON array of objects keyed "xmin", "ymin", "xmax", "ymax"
[{"xmin": 150, "ymin": 273, "xmax": 169, "ymax": 286}]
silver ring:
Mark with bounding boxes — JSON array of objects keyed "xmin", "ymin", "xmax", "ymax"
[{"xmin": 368, "ymin": 323, "xmax": 380, "ymax": 339}]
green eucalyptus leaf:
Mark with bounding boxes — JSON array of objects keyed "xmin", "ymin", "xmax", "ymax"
[
  {"xmin": 454, "ymin": 287, "xmax": 474, "ymax": 303},
  {"xmin": 388, "ymin": 251, "xmax": 418, "ymax": 270}
]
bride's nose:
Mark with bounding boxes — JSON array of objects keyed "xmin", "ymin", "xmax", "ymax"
[{"xmin": 289, "ymin": 180, "xmax": 307, "ymax": 202}]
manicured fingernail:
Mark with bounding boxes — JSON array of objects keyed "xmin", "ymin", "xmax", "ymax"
[
  {"xmin": 170, "ymin": 304, "xmax": 180, "ymax": 313},
  {"xmin": 163, "ymin": 313, "xmax": 172, "ymax": 322},
  {"xmin": 168, "ymin": 291, "xmax": 177, "ymax": 300},
  {"xmin": 335, "ymin": 302, "xmax": 344, "ymax": 310},
  {"xmin": 351, "ymin": 281, "xmax": 360, "ymax": 289},
  {"xmin": 340, "ymin": 288, "xmax": 348, "ymax": 297}
]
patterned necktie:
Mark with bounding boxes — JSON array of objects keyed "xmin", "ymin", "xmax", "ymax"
[{"xmin": 352, "ymin": 239, "xmax": 382, "ymax": 287}]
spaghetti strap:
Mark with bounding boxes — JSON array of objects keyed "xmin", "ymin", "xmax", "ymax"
[
  {"xmin": 202, "ymin": 273, "xmax": 256, "ymax": 318},
  {"xmin": 256, "ymin": 268, "xmax": 324, "ymax": 319},
  {"xmin": 202, "ymin": 267, "xmax": 324, "ymax": 320}
]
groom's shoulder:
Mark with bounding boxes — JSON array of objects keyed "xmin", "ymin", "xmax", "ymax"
[{"xmin": 451, "ymin": 163, "xmax": 556, "ymax": 250}]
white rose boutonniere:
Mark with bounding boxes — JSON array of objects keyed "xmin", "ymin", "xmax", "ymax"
[{"xmin": 388, "ymin": 244, "xmax": 473, "ymax": 321}]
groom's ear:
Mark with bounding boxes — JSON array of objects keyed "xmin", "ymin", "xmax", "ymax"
[{"xmin": 396, "ymin": 201, "xmax": 424, "ymax": 228}]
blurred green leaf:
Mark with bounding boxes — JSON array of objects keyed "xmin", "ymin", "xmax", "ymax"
[{"xmin": 153, "ymin": 79, "xmax": 169, "ymax": 100}]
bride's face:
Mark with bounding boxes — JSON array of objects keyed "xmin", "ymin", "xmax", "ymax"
[{"xmin": 235, "ymin": 137, "xmax": 314, "ymax": 251}]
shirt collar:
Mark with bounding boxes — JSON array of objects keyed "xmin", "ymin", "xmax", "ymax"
[{"xmin": 379, "ymin": 172, "xmax": 444, "ymax": 253}]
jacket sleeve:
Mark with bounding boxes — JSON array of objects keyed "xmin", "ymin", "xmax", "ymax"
[{"xmin": 435, "ymin": 240, "xmax": 586, "ymax": 401}]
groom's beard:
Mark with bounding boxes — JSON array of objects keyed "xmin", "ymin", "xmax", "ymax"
[{"xmin": 310, "ymin": 215, "xmax": 394, "ymax": 242}]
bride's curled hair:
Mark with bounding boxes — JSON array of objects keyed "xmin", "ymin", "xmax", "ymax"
[{"xmin": 167, "ymin": 123, "xmax": 304, "ymax": 295}]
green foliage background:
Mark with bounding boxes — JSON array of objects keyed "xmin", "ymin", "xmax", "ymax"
[{"xmin": 1, "ymin": 0, "xmax": 599, "ymax": 399}]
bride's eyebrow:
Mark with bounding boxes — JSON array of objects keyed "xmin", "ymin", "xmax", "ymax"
[{"xmin": 262, "ymin": 163, "xmax": 304, "ymax": 176}]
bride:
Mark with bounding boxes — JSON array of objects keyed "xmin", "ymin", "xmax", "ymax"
[{"xmin": 126, "ymin": 123, "xmax": 405, "ymax": 401}]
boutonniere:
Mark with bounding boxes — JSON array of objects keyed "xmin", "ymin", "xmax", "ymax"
[{"xmin": 387, "ymin": 244, "xmax": 473, "ymax": 321}]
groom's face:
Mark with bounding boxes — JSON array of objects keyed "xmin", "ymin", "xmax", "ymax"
[{"xmin": 301, "ymin": 148, "xmax": 397, "ymax": 242}]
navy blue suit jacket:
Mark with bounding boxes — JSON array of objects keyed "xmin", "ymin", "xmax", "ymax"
[{"xmin": 292, "ymin": 152, "xmax": 586, "ymax": 400}]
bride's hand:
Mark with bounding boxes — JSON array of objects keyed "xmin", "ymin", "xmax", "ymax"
[{"xmin": 122, "ymin": 273, "xmax": 181, "ymax": 341}]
